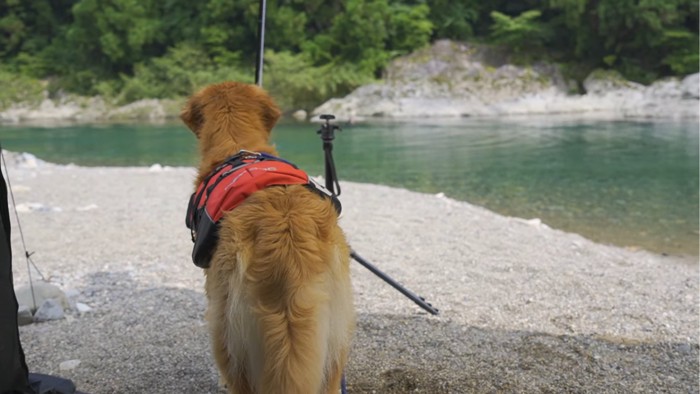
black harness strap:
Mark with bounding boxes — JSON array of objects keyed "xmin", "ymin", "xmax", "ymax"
[{"xmin": 186, "ymin": 151, "xmax": 341, "ymax": 268}]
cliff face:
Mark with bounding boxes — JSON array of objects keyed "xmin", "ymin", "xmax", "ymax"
[{"xmin": 313, "ymin": 40, "xmax": 699, "ymax": 121}]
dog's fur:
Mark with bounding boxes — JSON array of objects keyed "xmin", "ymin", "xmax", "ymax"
[{"xmin": 181, "ymin": 81, "xmax": 355, "ymax": 394}]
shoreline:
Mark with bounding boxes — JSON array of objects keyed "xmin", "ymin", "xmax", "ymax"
[
  {"xmin": 1, "ymin": 75, "xmax": 698, "ymax": 126},
  {"xmin": 0, "ymin": 121, "xmax": 699, "ymax": 259},
  {"xmin": 3, "ymin": 146, "xmax": 698, "ymax": 259},
  {"xmin": 7, "ymin": 155, "xmax": 699, "ymax": 393},
  {"xmin": 1, "ymin": 99, "xmax": 698, "ymax": 126}
]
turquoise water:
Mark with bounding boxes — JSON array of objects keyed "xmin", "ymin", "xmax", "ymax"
[{"xmin": 0, "ymin": 118, "xmax": 697, "ymax": 256}]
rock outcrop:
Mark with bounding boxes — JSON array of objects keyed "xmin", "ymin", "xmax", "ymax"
[
  {"xmin": 0, "ymin": 92, "xmax": 183, "ymax": 124},
  {"xmin": 313, "ymin": 40, "xmax": 699, "ymax": 121}
]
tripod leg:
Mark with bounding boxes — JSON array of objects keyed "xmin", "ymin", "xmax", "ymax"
[{"xmin": 350, "ymin": 250, "xmax": 439, "ymax": 315}]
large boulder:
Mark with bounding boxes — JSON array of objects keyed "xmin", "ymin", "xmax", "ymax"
[
  {"xmin": 15, "ymin": 281, "xmax": 71, "ymax": 312},
  {"xmin": 313, "ymin": 40, "xmax": 569, "ymax": 120},
  {"xmin": 313, "ymin": 41, "xmax": 699, "ymax": 121}
]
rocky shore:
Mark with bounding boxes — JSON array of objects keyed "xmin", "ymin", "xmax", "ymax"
[
  {"xmin": 0, "ymin": 95, "xmax": 184, "ymax": 125},
  {"xmin": 312, "ymin": 41, "xmax": 700, "ymax": 122},
  {"xmin": 1, "ymin": 41, "xmax": 697, "ymax": 125},
  {"xmin": 5, "ymin": 151, "xmax": 698, "ymax": 393}
]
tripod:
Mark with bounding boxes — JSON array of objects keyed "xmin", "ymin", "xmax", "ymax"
[{"xmin": 317, "ymin": 115, "xmax": 439, "ymax": 315}]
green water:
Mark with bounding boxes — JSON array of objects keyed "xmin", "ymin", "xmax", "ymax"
[{"xmin": 0, "ymin": 118, "xmax": 697, "ymax": 257}]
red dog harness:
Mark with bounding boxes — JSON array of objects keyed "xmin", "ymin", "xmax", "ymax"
[{"xmin": 186, "ymin": 151, "xmax": 340, "ymax": 268}]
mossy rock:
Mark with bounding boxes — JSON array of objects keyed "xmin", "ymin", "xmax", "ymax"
[{"xmin": 583, "ymin": 69, "xmax": 644, "ymax": 94}]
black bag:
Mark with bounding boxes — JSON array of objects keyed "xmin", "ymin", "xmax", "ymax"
[
  {"xmin": 185, "ymin": 194, "xmax": 219, "ymax": 269},
  {"xmin": 0, "ymin": 161, "xmax": 33, "ymax": 394},
  {"xmin": 0, "ymin": 157, "xmax": 80, "ymax": 394}
]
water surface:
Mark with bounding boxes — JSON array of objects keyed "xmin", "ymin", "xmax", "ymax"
[{"xmin": 1, "ymin": 118, "xmax": 697, "ymax": 256}]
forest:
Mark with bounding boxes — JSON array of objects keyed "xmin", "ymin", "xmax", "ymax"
[{"xmin": 1, "ymin": 0, "xmax": 698, "ymax": 111}]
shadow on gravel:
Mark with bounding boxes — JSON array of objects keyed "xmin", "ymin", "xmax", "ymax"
[
  {"xmin": 20, "ymin": 271, "xmax": 222, "ymax": 394},
  {"xmin": 349, "ymin": 313, "xmax": 699, "ymax": 393},
  {"xmin": 18, "ymin": 271, "xmax": 700, "ymax": 394}
]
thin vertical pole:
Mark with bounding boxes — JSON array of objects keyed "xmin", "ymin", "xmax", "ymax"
[{"xmin": 255, "ymin": 0, "xmax": 267, "ymax": 87}]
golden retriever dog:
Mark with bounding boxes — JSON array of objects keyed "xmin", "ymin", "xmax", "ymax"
[{"xmin": 181, "ymin": 81, "xmax": 355, "ymax": 394}]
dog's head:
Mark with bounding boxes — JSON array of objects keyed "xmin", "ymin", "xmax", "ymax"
[{"xmin": 181, "ymin": 81, "xmax": 281, "ymax": 154}]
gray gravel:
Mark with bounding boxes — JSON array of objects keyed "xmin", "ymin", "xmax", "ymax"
[{"xmin": 6, "ymin": 153, "xmax": 698, "ymax": 393}]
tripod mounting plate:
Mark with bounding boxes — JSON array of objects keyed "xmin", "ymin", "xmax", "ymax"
[{"xmin": 317, "ymin": 114, "xmax": 341, "ymax": 142}]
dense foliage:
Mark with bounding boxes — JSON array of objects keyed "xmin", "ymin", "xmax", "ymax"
[{"xmin": 0, "ymin": 0, "xmax": 697, "ymax": 110}]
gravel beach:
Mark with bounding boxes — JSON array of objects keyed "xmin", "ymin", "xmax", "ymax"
[{"xmin": 6, "ymin": 152, "xmax": 698, "ymax": 393}]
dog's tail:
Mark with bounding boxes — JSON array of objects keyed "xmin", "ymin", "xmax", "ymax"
[{"xmin": 241, "ymin": 186, "xmax": 353, "ymax": 393}]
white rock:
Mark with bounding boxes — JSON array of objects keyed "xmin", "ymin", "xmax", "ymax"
[
  {"xmin": 59, "ymin": 359, "xmax": 81, "ymax": 371},
  {"xmin": 15, "ymin": 281, "xmax": 71, "ymax": 311},
  {"xmin": 18, "ymin": 153, "xmax": 39, "ymax": 169},
  {"xmin": 75, "ymin": 302, "xmax": 92, "ymax": 314},
  {"xmin": 149, "ymin": 163, "xmax": 163, "ymax": 172},
  {"xmin": 76, "ymin": 204, "xmax": 98, "ymax": 211},
  {"xmin": 292, "ymin": 110, "xmax": 307, "ymax": 121},
  {"xmin": 9, "ymin": 185, "xmax": 31, "ymax": 192},
  {"xmin": 15, "ymin": 202, "xmax": 61, "ymax": 213},
  {"xmin": 522, "ymin": 218, "xmax": 543, "ymax": 227},
  {"xmin": 33, "ymin": 299, "xmax": 65, "ymax": 322},
  {"xmin": 15, "ymin": 203, "xmax": 35, "ymax": 213}
]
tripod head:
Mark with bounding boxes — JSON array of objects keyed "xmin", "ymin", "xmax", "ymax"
[
  {"xmin": 317, "ymin": 114, "xmax": 341, "ymax": 142},
  {"xmin": 315, "ymin": 114, "xmax": 341, "ymax": 195}
]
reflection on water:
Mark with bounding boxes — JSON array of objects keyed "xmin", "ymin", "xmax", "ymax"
[{"xmin": 0, "ymin": 117, "xmax": 697, "ymax": 256}]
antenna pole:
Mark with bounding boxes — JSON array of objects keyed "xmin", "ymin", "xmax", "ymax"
[{"xmin": 255, "ymin": 0, "xmax": 267, "ymax": 87}]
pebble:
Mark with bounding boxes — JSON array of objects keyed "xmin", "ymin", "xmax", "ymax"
[
  {"xmin": 76, "ymin": 302, "xmax": 92, "ymax": 313},
  {"xmin": 33, "ymin": 299, "xmax": 65, "ymax": 322},
  {"xmin": 292, "ymin": 110, "xmax": 307, "ymax": 121},
  {"xmin": 17, "ymin": 305, "xmax": 34, "ymax": 326},
  {"xmin": 59, "ymin": 359, "xmax": 81, "ymax": 371}
]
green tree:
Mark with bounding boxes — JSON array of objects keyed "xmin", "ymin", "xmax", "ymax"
[
  {"xmin": 489, "ymin": 10, "xmax": 549, "ymax": 54},
  {"xmin": 427, "ymin": 0, "xmax": 479, "ymax": 40},
  {"xmin": 0, "ymin": 0, "xmax": 76, "ymax": 74},
  {"xmin": 304, "ymin": 0, "xmax": 432, "ymax": 75},
  {"xmin": 326, "ymin": 0, "xmax": 391, "ymax": 73},
  {"xmin": 67, "ymin": 0, "xmax": 165, "ymax": 71},
  {"xmin": 547, "ymin": 0, "xmax": 698, "ymax": 81},
  {"xmin": 386, "ymin": 3, "xmax": 433, "ymax": 54}
]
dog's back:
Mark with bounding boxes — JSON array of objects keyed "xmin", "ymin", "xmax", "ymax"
[{"xmin": 205, "ymin": 185, "xmax": 354, "ymax": 394}]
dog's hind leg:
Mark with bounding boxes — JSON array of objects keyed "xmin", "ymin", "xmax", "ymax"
[
  {"xmin": 206, "ymin": 267, "xmax": 255, "ymax": 394},
  {"xmin": 251, "ymin": 278, "xmax": 329, "ymax": 394},
  {"xmin": 245, "ymin": 227, "xmax": 333, "ymax": 392}
]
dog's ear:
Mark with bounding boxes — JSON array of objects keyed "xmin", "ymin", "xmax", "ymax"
[
  {"xmin": 180, "ymin": 93, "xmax": 204, "ymax": 136},
  {"xmin": 259, "ymin": 94, "xmax": 281, "ymax": 133}
]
